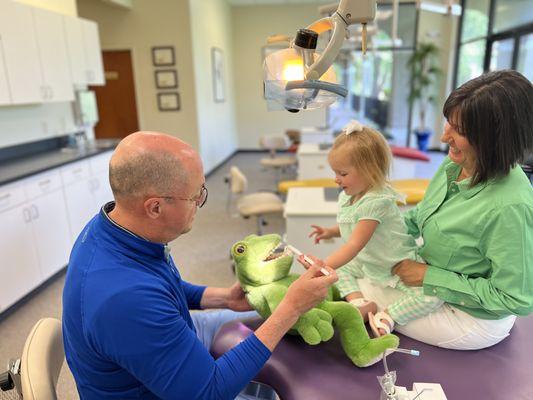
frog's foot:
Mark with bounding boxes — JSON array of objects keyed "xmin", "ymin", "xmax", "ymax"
[
  {"xmin": 295, "ymin": 309, "xmax": 334, "ymax": 345},
  {"xmin": 347, "ymin": 334, "xmax": 399, "ymax": 367}
]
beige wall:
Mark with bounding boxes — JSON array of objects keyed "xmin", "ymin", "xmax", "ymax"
[
  {"xmin": 231, "ymin": 4, "xmax": 327, "ymax": 149},
  {"xmin": 77, "ymin": 0, "xmax": 200, "ymax": 151},
  {"xmin": 190, "ymin": 0, "xmax": 237, "ymax": 173}
]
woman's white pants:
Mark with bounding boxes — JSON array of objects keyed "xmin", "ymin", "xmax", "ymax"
[{"xmin": 358, "ymin": 278, "xmax": 516, "ymax": 350}]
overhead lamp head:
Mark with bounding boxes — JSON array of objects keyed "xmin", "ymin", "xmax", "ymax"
[{"xmin": 263, "ymin": 0, "xmax": 377, "ymax": 112}]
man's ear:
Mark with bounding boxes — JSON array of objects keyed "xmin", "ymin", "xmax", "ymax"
[{"xmin": 144, "ymin": 198, "xmax": 162, "ymax": 219}]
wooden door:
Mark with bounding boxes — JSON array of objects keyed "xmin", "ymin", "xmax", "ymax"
[{"xmin": 91, "ymin": 50, "xmax": 139, "ymax": 139}]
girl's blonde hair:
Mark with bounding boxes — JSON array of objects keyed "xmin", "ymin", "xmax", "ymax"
[{"xmin": 330, "ymin": 126, "xmax": 391, "ymax": 190}]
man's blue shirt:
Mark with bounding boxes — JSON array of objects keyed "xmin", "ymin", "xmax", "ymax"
[{"xmin": 62, "ymin": 204, "xmax": 270, "ymax": 399}]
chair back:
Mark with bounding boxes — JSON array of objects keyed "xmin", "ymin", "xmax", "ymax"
[
  {"xmin": 21, "ymin": 318, "xmax": 64, "ymax": 400},
  {"xmin": 229, "ymin": 166, "xmax": 248, "ymax": 194},
  {"xmin": 260, "ymin": 135, "xmax": 290, "ymax": 156}
]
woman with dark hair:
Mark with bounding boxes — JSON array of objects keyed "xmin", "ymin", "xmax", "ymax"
[{"xmin": 360, "ymin": 70, "xmax": 533, "ymax": 350}]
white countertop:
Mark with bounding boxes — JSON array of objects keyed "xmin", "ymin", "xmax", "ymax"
[
  {"xmin": 297, "ymin": 142, "xmax": 332, "ymax": 155},
  {"xmin": 284, "ymin": 187, "xmax": 338, "ymax": 217}
]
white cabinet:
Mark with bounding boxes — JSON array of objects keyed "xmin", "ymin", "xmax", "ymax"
[
  {"xmin": 81, "ymin": 18, "xmax": 105, "ymax": 85},
  {"xmin": 61, "ymin": 160, "xmax": 97, "ymax": 242},
  {"xmin": 0, "ymin": 183, "xmax": 41, "ymax": 313},
  {"xmin": 89, "ymin": 151, "xmax": 113, "ymax": 209},
  {"xmin": 0, "ymin": 0, "xmax": 42, "ymax": 104},
  {"xmin": 63, "ymin": 15, "xmax": 88, "ymax": 86},
  {"xmin": 0, "ymin": 151, "xmax": 114, "ymax": 313},
  {"xmin": 31, "ymin": 7, "xmax": 74, "ymax": 102},
  {"xmin": 0, "ymin": 41, "xmax": 10, "ymax": 105},
  {"xmin": 24, "ymin": 170, "xmax": 71, "ymax": 281}
]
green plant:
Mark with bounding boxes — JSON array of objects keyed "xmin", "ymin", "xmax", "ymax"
[{"xmin": 407, "ymin": 42, "xmax": 443, "ymax": 132}]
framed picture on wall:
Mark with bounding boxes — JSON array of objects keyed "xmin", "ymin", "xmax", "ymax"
[
  {"xmin": 157, "ymin": 92, "xmax": 180, "ymax": 111},
  {"xmin": 211, "ymin": 47, "xmax": 225, "ymax": 102},
  {"xmin": 152, "ymin": 46, "xmax": 175, "ymax": 66},
  {"xmin": 155, "ymin": 70, "xmax": 178, "ymax": 89}
]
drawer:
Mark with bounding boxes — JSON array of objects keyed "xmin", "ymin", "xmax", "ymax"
[
  {"xmin": 89, "ymin": 151, "xmax": 112, "ymax": 174},
  {"xmin": 25, "ymin": 170, "xmax": 62, "ymax": 199},
  {"xmin": 60, "ymin": 159, "xmax": 90, "ymax": 186},
  {"xmin": 0, "ymin": 182, "xmax": 27, "ymax": 213}
]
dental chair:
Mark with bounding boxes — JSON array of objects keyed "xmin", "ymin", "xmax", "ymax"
[
  {"xmin": 0, "ymin": 318, "xmax": 64, "ymax": 400},
  {"xmin": 259, "ymin": 135, "xmax": 298, "ymax": 185},
  {"xmin": 211, "ymin": 315, "xmax": 533, "ymax": 400},
  {"xmin": 225, "ymin": 166, "xmax": 284, "ymax": 235}
]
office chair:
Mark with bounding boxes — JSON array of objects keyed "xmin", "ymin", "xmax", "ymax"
[
  {"xmin": 259, "ymin": 135, "xmax": 297, "ymax": 185},
  {"xmin": 0, "ymin": 318, "xmax": 64, "ymax": 400},
  {"xmin": 225, "ymin": 166, "xmax": 284, "ymax": 235}
]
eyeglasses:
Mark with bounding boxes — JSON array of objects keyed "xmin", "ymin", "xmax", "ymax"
[{"xmin": 160, "ymin": 184, "xmax": 208, "ymax": 208}]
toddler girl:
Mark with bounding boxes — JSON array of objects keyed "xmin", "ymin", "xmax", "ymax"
[{"xmin": 301, "ymin": 120, "xmax": 442, "ymax": 336}]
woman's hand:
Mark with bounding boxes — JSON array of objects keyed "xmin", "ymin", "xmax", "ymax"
[
  {"xmin": 309, "ymin": 225, "xmax": 334, "ymax": 244},
  {"xmin": 392, "ymin": 259, "xmax": 428, "ymax": 286},
  {"xmin": 225, "ymin": 282, "xmax": 253, "ymax": 312}
]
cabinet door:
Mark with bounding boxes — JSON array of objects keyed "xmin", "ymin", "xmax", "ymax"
[
  {"xmin": 0, "ymin": 0, "xmax": 42, "ymax": 104},
  {"xmin": 63, "ymin": 179, "xmax": 96, "ymax": 242},
  {"xmin": 89, "ymin": 151, "xmax": 113, "ymax": 210},
  {"xmin": 0, "ymin": 41, "xmax": 10, "ymax": 105},
  {"xmin": 0, "ymin": 205, "xmax": 41, "ymax": 312},
  {"xmin": 81, "ymin": 19, "xmax": 104, "ymax": 85},
  {"xmin": 63, "ymin": 15, "xmax": 87, "ymax": 85},
  {"xmin": 29, "ymin": 190, "xmax": 72, "ymax": 280},
  {"xmin": 32, "ymin": 7, "xmax": 74, "ymax": 102}
]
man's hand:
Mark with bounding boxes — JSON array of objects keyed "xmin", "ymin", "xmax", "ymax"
[
  {"xmin": 283, "ymin": 264, "xmax": 338, "ymax": 315},
  {"xmin": 392, "ymin": 259, "xmax": 428, "ymax": 286},
  {"xmin": 226, "ymin": 282, "xmax": 253, "ymax": 312},
  {"xmin": 200, "ymin": 283, "xmax": 252, "ymax": 310},
  {"xmin": 296, "ymin": 254, "xmax": 324, "ymax": 270}
]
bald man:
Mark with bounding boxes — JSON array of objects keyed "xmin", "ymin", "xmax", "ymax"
[{"xmin": 62, "ymin": 132, "xmax": 337, "ymax": 400}]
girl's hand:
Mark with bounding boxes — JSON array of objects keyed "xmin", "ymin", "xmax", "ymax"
[{"xmin": 309, "ymin": 225, "xmax": 333, "ymax": 244}]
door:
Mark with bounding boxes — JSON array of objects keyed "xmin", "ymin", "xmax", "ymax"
[{"xmin": 91, "ymin": 50, "xmax": 139, "ymax": 139}]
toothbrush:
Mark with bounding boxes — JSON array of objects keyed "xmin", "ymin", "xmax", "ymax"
[{"xmin": 285, "ymin": 244, "xmax": 331, "ymax": 276}]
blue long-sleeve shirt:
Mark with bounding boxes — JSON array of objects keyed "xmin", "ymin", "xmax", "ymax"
[{"xmin": 62, "ymin": 203, "xmax": 271, "ymax": 399}]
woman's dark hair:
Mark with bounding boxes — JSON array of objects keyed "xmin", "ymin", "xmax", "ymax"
[{"xmin": 443, "ymin": 70, "xmax": 533, "ymax": 186}]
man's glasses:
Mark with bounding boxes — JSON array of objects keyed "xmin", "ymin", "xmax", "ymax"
[{"xmin": 160, "ymin": 184, "xmax": 208, "ymax": 208}]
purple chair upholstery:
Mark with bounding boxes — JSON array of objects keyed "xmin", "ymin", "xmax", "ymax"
[{"xmin": 211, "ymin": 316, "xmax": 533, "ymax": 399}]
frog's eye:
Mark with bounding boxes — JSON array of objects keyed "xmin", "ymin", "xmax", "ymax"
[{"xmin": 235, "ymin": 244, "xmax": 246, "ymax": 254}]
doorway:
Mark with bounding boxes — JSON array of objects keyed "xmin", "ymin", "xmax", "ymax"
[{"xmin": 91, "ymin": 50, "xmax": 139, "ymax": 140}]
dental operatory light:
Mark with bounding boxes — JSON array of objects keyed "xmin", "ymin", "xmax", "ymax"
[{"xmin": 263, "ymin": 0, "xmax": 376, "ymax": 113}]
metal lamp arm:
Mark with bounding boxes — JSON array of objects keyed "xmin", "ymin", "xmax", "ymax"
[{"xmin": 305, "ymin": 13, "xmax": 347, "ymax": 80}]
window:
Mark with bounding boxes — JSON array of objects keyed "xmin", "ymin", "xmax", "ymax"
[
  {"xmin": 489, "ymin": 38, "xmax": 515, "ymax": 70},
  {"xmin": 517, "ymin": 33, "xmax": 533, "ymax": 81},
  {"xmin": 492, "ymin": 0, "xmax": 533, "ymax": 34}
]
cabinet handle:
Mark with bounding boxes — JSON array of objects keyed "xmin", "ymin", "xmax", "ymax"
[
  {"xmin": 38, "ymin": 179, "xmax": 51, "ymax": 189},
  {"xmin": 41, "ymin": 85, "xmax": 47, "ymax": 99},
  {"xmin": 23, "ymin": 208, "xmax": 31, "ymax": 223},
  {"xmin": 31, "ymin": 205, "xmax": 39, "ymax": 219},
  {"xmin": 49, "ymin": 87, "xmax": 54, "ymax": 99}
]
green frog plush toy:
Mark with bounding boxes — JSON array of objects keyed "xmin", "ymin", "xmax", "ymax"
[{"xmin": 231, "ymin": 234, "xmax": 399, "ymax": 367}]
